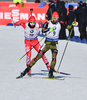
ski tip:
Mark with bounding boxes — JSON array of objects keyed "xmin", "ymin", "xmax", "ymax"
[
  {"xmin": 55, "ymin": 71, "xmax": 71, "ymax": 75},
  {"xmin": 16, "ymin": 75, "xmax": 22, "ymax": 79},
  {"xmin": 16, "ymin": 76, "xmax": 21, "ymax": 79},
  {"xmin": 59, "ymin": 72, "xmax": 71, "ymax": 75},
  {"xmin": 16, "ymin": 77, "xmax": 19, "ymax": 79}
]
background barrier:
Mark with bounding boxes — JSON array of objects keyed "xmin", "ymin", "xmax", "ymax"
[{"xmin": 0, "ymin": 2, "xmax": 78, "ymax": 26}]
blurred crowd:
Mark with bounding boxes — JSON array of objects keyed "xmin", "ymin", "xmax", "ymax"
[{"xmin": 46, "ymin": 0, "xmax": 87, "ymax": 40}]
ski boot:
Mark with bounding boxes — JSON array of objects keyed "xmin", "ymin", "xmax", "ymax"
[
  {"xmin": 16, "ymin": 67, "xmax": 31, "ymax": 79},
  {"xmin": 48, "ymin": 68, "xmax": 54, "ymax": 78}
]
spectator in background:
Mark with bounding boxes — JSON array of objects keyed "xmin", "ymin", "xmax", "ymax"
[
  {"xmin": 67, "ymin": 5, "xmax": 77, "ymax": 38},
  {"xmin": 22, "ymin": 0, "xmax": 27, "ymax": 3},
  {"xmin": 75, "ymin": 2, "xmax": 87, "ymax": 40},
  {"xmin": 21, "ymin": 0, "xmax": 27, "ymax": 7},
  {"xmin": 35, "ymin": 0, "xmax": 40, "ymax": 3},
  {"xmin": 16, "ymin": 2, "xmax": 20, "ymax": 6},
  {"xmin": 45, "ymin": 0, "xmax": 58, "ymax": 20},
  {"xmin": 57, "ymin": 1, "xmax": 67, "ymax": 39},
  {"xmin": 65, "ymin": 1, "xmax": 68, "ymax": 4},
  {"xmin": 56, "ymin": 0, "xmax": 61, "ymax": 8},
  {"xmin": 21, "ymin": 2, "xmax": 24, "ymax": 7},
  {"xmin": 15, "ymin": 0, "xmax": 26, "ymax": 7},
  {"xmin": 86, "ymin": 0, "xmax": 87, "ymax": 7},
  {"xmin": 13, "ymin": 0, "xmax": 21, "ymax": 3},
  {"xmin": 86, "ymin": 1, "xmax": 87, "ymax": 35}
]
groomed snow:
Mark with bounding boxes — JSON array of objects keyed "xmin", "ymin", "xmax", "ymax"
[{"xmin": 0, "ymin": 26, "xmax": 87, "ymax": 100}]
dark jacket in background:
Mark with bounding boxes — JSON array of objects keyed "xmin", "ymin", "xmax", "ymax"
[
  {"xmin": 57, "ymin": 1, "xmax": 67, "ymax": 23},
  {"xmin": 46, "ymin": 0, "xmax": 58, "ymax": 20},
  {"xmin": 85, "ymin": 5, "xmax": 87, "ymax": 36},
  {"xmin": 67, "ymin": 5, "xmax": 77, "ymax": 38},
  {"xmin": 75, "ymin": 3, "xmax": 86, "ymax": 24},
  {"xmin": 35, "ymin": 0, "xmax": 40, "ymax": 3},
  {"xmin": 75, "ymin": 3, "xmax": 87, "ymax": 40},
  {"xmin": 57, "ymin": 1, "xmax": 67, "ymax": 39},
  {"xmin": 67, "ymin": 5, "xmax": 76, "ymax": 25},
  {"xmin": 86, "ymin": 7, "xmax": 87, "ymax": 24}
]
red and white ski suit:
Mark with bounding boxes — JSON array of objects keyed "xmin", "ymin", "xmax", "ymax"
[{"xmin": 14, "ymin": 21, "xmax": 50, "ymax": 69}]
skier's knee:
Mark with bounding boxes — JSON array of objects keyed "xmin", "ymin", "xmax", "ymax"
[{"xmin": 52, "ymin": 49, "xmax": 58, "ymax": 54}]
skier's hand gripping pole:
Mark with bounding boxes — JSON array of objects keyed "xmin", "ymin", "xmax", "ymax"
[{"xmin": 18, "ymin": 27, "xmax": 56, "ymax": 61}]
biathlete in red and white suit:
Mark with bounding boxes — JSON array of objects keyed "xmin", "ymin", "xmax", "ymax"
[{"xmin": 14, "ymin": 16, "xmax": 50, "ymax": 74}]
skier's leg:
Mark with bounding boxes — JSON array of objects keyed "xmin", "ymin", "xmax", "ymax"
[
  {"xmin": 25, "ymin": 39, "xmax": 32, "ymax": 75},
  {"xmin": 28, "ymin": 44, "xmax": 49, "ymax": 67},
  {"xmin": 34, "ymin": 43, "xmax": 50, "ymax": 70},
  {"xmin": 25, "ymin": 39, "xmax": 31, "ymax": 65},
  {"xmin": 18, "ymin": 44, "xmax": 49, "ymax": 78},
  {"xmin": 49, "ymin": 44, "xmax": 58, "ymax": 78},
  {"xmin": 51, "ymin": 49, "xmax": 58, "ymax": 69}
]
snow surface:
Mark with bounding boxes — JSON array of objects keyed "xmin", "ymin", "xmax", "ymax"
[{"xmin": 0, "ymin": 26, "xmax": 87, "ymax": 100}]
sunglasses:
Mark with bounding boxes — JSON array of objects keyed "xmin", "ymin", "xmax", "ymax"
[
  {"xmin": 53, "ymin": 17, "xmax": 58, "ymax": 20},
  {"xmin": 30, "ymin": 22, "xmax": 36, "ymax": 25}
]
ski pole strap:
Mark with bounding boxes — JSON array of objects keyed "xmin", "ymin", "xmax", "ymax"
[{"xmin": 72, "ymin": 21, "xmax": 76, "ymax": 26}]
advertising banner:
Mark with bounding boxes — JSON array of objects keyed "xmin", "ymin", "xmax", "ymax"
[
  {"xmin": 0, "ymin": 2, "xmax": 78, "ymax": 25},
  {"xmin": 0, "ymin": 7, "xmax": 48, "ymax": 25}
]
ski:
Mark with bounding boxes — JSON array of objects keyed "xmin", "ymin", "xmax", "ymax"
[
  {"xmin": 41, "ymin": 70, "xmax": 71, "ymax": 75},
  {"xmin": 44, "ymin": 77, "xmax": 65, "ymax": 80},
  {"xmin": 16, "ymin": 75, "xmax": 64, "ymax": 80},
  {"xmin": 16, "ymin": 75, "xmax": 23, "ymax": 79},
  {"xmin": 55, "ymin": 71, "xmax": 71, "ymax": 75}
]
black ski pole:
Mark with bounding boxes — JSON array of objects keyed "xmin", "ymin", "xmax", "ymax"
[
  {"xmin": 55, "ymin": 21, "xmax": 77, "ymax": 75},
  {"xmin": 55, "ymin": 27, "xmax": 74, "ymax": 75}
]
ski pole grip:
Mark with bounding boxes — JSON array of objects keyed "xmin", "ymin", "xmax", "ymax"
[
  {"xmin": 49, "ymin": 27, "xmax": 56, "ymax": 32},
  {"xmin": 72, "ymin": 21, "xmax": 76, "ymax": 26}
]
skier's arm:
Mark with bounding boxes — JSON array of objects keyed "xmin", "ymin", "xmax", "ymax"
[
  {"xmin": 14, "ymin": 21, "xmax": 26, "ymax": 29},
  {"xmin": 42, "ymin": 21, "xmax": 49, "ymax": 33},
  {"xmin": 59, "ymin": 21, "xmax": 74, "ymax": 29}
]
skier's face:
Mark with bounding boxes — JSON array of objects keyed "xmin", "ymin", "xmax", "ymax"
[
  {"xmin": 53, "ymin": 17, "xmax": 58, "ymax": 22},
  {"xmin": 29, "ymin": 22, "xmax": 36, "ymax": 26},
  {"xmin": 52, "ymin": 17, "xmax": 59, "ymax": 24}
]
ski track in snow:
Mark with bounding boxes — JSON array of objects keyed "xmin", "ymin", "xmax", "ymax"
[{"xmin": 0, "ymin": 26, "xmax": 87, "ymax": 100}]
